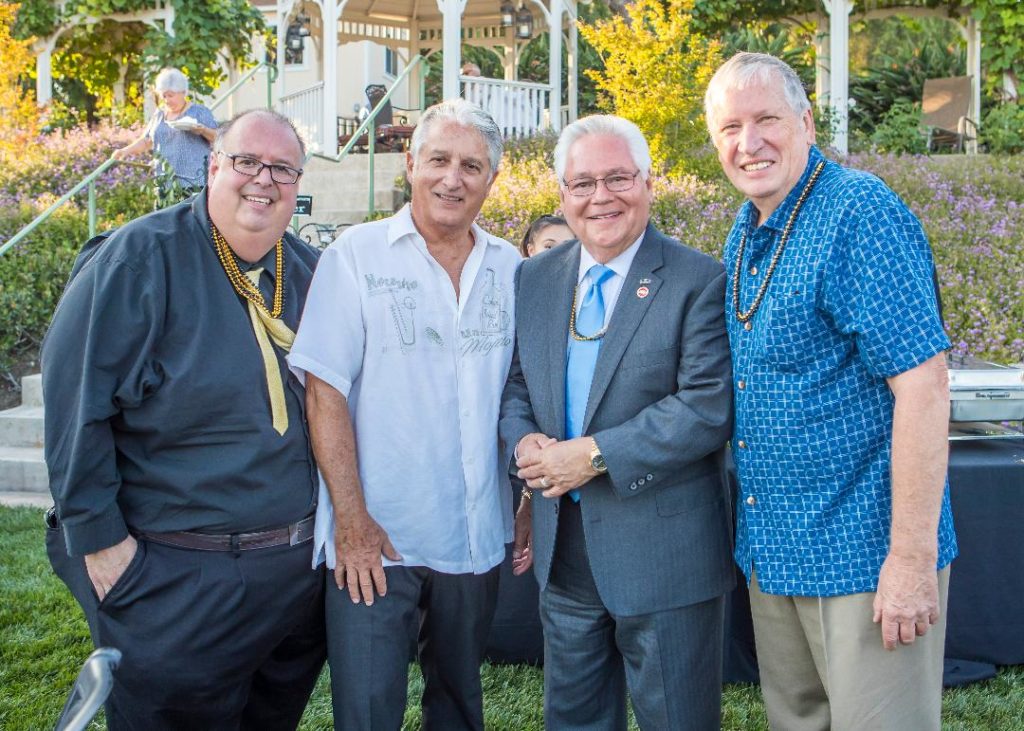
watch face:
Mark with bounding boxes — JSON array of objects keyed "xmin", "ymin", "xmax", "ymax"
[{"xmin": 591, "ymin": 454, "xmax": 607, "ymax": 473}]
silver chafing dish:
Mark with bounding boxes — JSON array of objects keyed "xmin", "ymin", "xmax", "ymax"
[{"xmin": 948, "ymin": 354, "xmax": 1024, "ymax": 423}]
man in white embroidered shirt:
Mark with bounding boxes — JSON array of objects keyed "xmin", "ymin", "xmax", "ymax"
[{"xmin": 288, "ymin": 99, "xmax": 520, "ymax": 730}]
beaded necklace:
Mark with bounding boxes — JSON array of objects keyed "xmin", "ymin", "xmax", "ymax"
[
  {"xmin": 731, "ymin": 161, "xmax": 825, "ymax": 330},
  {"xmin": 211, "ymin": 222, "xmax": 285, "ymax": 319},
  {"xmin": 568, "ymin": 284, "xmax": 608, "ymax": 342}
]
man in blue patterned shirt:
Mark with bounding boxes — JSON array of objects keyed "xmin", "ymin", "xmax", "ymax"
[{"xmin": 705, "ymin": 53, "xmax": 957, "ymax": 730}]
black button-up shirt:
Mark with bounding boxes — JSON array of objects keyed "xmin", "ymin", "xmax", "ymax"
[{"xmin": 43, "ymin": 192, "xmax": 320, "ymax": 556}]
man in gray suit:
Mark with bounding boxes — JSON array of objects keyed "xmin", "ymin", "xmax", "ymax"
[{"xmin": 500, "ymin": 115, "xmax": 734, "ymax": 730}]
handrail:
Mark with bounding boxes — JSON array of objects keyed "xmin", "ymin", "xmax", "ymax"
[
  {"xmin": 210, "ymin": 61, "xmax": 277, "ymax": 112},
  {"xmin": 0, "ymin": 159, "xmax": 118, "ymax": 258},
  {"xmin": 312, "ymin": 54, "xmax": 425, "ymax": 216},
  {"xmin": 1, "ymin": 62, "xmax": 277, "ymax": 258}
]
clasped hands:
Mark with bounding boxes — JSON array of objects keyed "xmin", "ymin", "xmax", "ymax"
[{"xmin": 515, "ymin": 432, "xmax": 600, "ymax": 498}]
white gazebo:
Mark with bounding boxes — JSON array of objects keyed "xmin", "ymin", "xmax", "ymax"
[
  {"xmin": 802, "ymin": 0, "xmax": 982, "ymax": 154},
  {"xmin": 269, "ymin": 0, "xmax": 586, "ymax": 154},
  {"xmin": 30, "ymin": 0, "xmax": 583, "ymax": 155}
]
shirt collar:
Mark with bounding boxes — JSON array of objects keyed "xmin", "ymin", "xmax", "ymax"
[
  {"xmin": 387, "ymin": 203, "xmax": 495, "ymax": 252},
  {"xmin": 577, "ymin": 229, "xmax": 645, "ymax": 284},
  {"xmin": 757, "ymin": 145, "xmax": 826, "ymax": 233}
]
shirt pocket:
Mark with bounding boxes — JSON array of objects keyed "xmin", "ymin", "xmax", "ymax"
[{"xmin": 758, "ymin": 289, "xmax": 825, "ymax": 372}]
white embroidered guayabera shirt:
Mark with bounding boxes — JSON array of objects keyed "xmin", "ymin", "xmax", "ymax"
[{"xmin": 289, "ymin": 204, "xmax": 520, "ymax": 574}]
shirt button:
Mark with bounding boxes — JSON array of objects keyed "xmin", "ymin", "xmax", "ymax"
[
  {"xmin": 749, "ymin": 266, "xmax": 758, "ymax": 276},
  {"xmin": 746, "ymin": 495, "xmax": 756, "ymax": 506},
  {"xmin": 737, "ymin": 379, "xmax": 746, "ymax": 390},
  {"xmin": 737, "ymin": 440, "xmax": 747, "ymax": 449}
]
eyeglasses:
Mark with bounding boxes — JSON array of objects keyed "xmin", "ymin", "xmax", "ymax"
[
  {"xmin": 218, "ymin": 152, "xmax": 303, "ymax": 185},
  {"xmin": 562, "ymin": 170, "xmax": 641, "ymax": 197}
]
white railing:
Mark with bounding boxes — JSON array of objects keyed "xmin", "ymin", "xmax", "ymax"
[
  {"xmin": 461, "ymin": 77, "xmax": 552, "ymax": 138},
  {"xmin": 279, "ymin": 81, "xmax": 324, "ymax": 153}
]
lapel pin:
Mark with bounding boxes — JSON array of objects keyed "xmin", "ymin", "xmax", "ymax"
[
  {"xmin": 636, "ymin": 285, "xmax": 650, "ymax": 299},
  {"xmin": 640, "ymin": 277, "xmax": 652, "ymax": 284}
]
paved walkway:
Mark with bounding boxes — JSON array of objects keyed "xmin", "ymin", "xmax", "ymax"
[{"xmin": 0, "ymin": 491, "xmax": 51, "ymax": 508}]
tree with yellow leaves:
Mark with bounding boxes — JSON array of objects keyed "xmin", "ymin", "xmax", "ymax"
[
  {"xmin": 0, "ymin": 3, "xmax": 40, "ymax": 158},
  {"xmin": 580, "ymin": 0, "xmax": 723, "ymax": 176}
]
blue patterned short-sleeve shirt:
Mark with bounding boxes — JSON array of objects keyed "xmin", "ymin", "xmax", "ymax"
[{"xmin": 725, "ymin": 146, "xmax": 957, "ymax": 597}]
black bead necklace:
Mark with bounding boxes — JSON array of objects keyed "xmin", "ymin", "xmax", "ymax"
[{"xmin": 731, "ymin": 161, "xmax": 825, "ymax": 329}]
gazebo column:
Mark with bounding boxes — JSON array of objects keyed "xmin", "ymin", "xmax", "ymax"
[
  {"xmin": 568, "ymin": 17, "xmax": 578, "ymax": 124},
  {"xmin": 322, "ymin": 0, "xmax": 343, "ymax": 155},
  {"xmin": 437, "ymin": 0, "xmax": 468, "ymax": 99},
  {"xmin": 409, "ymin": 19, "xmax": 425, "ymax": 109},
  {"xmin": 276, "ymin": 0, "xmax": 288, "ymax": 104},
  {"xmin": 826, "ymin": 0, "xmax": 853, "ymax": 155},
  {"xmin": 813, "ymin": 10, "xmax": 829, "ymax": 113},
  {"xmin": 548, "ymin": 0, "xmax": 563, "ymax": 131},
  {"xmin": 964, "ymin": 15, "xmax": 982, "ymax": 154},
  {"xmin": 34, "ymin": 36, "xmax": 58, "ymax": 107}
]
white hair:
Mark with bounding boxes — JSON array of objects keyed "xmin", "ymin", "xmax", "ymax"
[
  {"xmin": 553, "ymin": 115, "xmax": 652, "ymax": 181},
  {"xmin": 704, "ymin": 52, "xmax": 811, "ymax": 130},
  {"xmin": 154, "ymin": 68, "xmax": 189, "ymax": 94},
  {"xmin": 411, "ymin": 98, "xmax": 503, "ymax": 179}
]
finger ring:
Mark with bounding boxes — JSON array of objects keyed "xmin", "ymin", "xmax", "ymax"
[{"xmin": 540, "ymin": 477, "xmax": 550, "ymax": 488}]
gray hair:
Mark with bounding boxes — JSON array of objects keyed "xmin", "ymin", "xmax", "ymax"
[
  {"xmin": 410, "ymin": 98, "xmax": 503, "ymax": 179},
  {"xmin": 704, "ymin": 52, "xmax": 811, "ymax": 130},
  {"xmin": 154, "ymin": 68, "xmax": 189, "ymax": 94},
  {"xmin": 213, "ymin": 109, "xmax": 307, "ymax": 159},
  {"xmin": 553, "ymin": 115, "xmax": 652, "ymax": 181}
]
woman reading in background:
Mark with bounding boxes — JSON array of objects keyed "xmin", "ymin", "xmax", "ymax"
[{"xmin": 113, "ymin": 68, "xmax": 217, "ymax": 205}]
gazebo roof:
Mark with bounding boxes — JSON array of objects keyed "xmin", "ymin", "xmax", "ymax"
[{"xmin": 255, "ymin": 0, "xmax": 555, "ymax": 31}]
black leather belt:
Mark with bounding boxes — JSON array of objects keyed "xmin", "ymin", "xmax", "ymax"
[{"xmin": 138, "ymin": 514, "xmax": 316, "ymax": 552}]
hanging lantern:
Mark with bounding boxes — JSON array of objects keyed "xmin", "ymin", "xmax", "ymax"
[
  {"xmin": 515, "ymin": 4, "xmax": 533, "ymax": 40},
  {"xmin": 500, "ymin": 0, "xmax": 516, "ymax": 28}
]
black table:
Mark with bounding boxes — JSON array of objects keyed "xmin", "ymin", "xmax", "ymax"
[
  {"xmin": 486, "ymin": 439, "xmax": 1024, "ymax": 685},
  {"xmin": 945, "ymin": 438, "xmax": 1024, "ymax": 666}
]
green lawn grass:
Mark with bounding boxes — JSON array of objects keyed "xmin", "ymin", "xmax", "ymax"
[{"xmin": 2, "ymin": 506, "xmax": 1021, "ymax": 730}]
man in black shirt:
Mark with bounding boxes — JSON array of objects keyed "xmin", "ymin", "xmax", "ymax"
[{"xmin": 43, "ymin": 109, "xmax": 325, "ymax": 730}]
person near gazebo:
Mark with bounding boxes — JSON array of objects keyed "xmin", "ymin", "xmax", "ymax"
[{"xmin": 113, "ymin": 68, "xmax": 217, "ymax": 204}]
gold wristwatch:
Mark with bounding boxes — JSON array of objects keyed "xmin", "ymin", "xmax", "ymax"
[{"xmin": 589, "ymin": 438, "xmax": 607, "ymax": 474}]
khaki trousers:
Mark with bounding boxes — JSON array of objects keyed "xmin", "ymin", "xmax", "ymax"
[{"xmin": 749, "ymin": 567, "xmax": 950, "ymax": 731}]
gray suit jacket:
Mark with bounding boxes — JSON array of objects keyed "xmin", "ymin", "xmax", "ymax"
[{"xmin": 500, "ymin": 224, "xmax": 735, "ymax": 616}]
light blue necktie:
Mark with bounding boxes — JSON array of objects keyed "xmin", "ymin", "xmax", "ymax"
[{"xmin": 565, "ymin": 264, "xmax": 614, "ymax": 502}]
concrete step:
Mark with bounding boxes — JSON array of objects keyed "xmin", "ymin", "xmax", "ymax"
[
  {"xmin": 0, "ymin": 405, "xmax": 44, "ymax": 448},
  {"xmin": 0, "ymin": 491, "xmax": 52, "ymax": 509},
  {"xmin": 21, "ymin": 373, "xmax": 43, "ymax": 407},
  {"xmin": 0, "ymin": 446, "xmax": 49, "ymax": 494}
]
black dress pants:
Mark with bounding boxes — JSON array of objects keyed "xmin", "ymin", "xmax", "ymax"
[
  {"xmin": 325, "ymin": 563, "xmax": 500, "ymax": 730},
  {"xmin": 47, "ymin": 524, "xmax": 326, "ymax": 731}
]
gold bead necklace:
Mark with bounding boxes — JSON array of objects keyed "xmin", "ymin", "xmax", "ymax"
[
  {"xmin": 732, "ymin": 160, "xmax": 825, "ymax": 328},
  {"xmin": 569, "ymin": 284, "xmax": 608, "ymax": 342},
  {"xmin": 210, "ymin": 221, "xmax": 285, "ymax": 319}
]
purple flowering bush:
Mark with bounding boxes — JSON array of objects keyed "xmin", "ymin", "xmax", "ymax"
[
  {"xmin": 481, "ymin": 144, "xmax": 1023, "ymax": 365},
  {"xmin": 0, "ymin": 123, "xmax": 156, "ymax": 375},
  {"xmin": 1, "ymin": 127, "xmax": 1021, "ymax": 381},
  {"xmin": 849, "ymin": 153, "xmax": 1024, "ymax": 364}
]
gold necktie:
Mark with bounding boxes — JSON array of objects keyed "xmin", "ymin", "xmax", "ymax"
[{"xmin": 245, "ymin": 267, "xmax": 295, "ymax": 435}]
